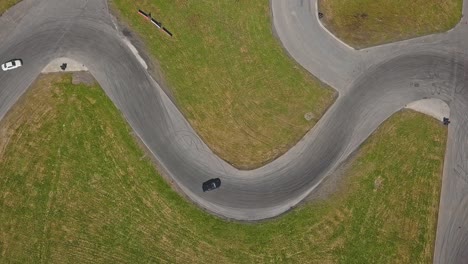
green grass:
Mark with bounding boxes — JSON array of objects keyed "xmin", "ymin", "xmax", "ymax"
[
  {"xmin": 0, "ymin": 74, "xmax": 446, "ymax": 263},
  {"xmin": 110, "ymin": 0, "xmax": 336, "ymax": 169},
  {"xmin": 318, "ymin": 0, "xmax": 463, "ymax": 48},
  {"xmin": 0, "ymin": 0, "xmax": 20, "ymax": 15}
]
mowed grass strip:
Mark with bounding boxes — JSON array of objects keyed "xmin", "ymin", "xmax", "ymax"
[
  {"xmin": 0, "ymin": 74, "xmax": 445, "ymax": 263},
  {"xmin": 110, "ymin": 0, "xmax": 335, "ymax": 169},
  {"xmin": 319, "ymin": 0, "xmax": 463, "ymax": 48},
  {"xmin": 0, "ymin": 0, "xmax": 20, "ymax": 15}
]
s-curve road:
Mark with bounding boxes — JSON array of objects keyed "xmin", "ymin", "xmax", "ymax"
[
  {"xmin": 0, "ymin": 0, "xmax": 467, "ymax": 262},
  {"xmin": 273, "ymin": 1, "xmax": 468, "ymax": 262}
]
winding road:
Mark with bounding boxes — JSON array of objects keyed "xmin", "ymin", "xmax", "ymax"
[{"xmin": 0, "ymin": 0, "xmax": 467, "ymax": 262}]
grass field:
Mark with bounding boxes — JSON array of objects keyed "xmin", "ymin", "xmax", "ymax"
[
  {"xmin": 0, "ymin": 73, "xmax": 446, "ymax": 263},
  {"xmin": 0, "ymin": 0, "xmax": 20, "ymax": 15},
  {"xmin": 318, "ymin": 0, "xmax": 463, "ymax": 48},
  {"xmin": 110, "ymin": 0, "xmax": 336, "ymax": 169}
]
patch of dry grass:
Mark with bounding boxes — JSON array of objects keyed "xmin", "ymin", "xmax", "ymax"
[
  {"xmin": 318, "ymin": 0, "xmax": 463, "ymax": 48},
  {"xmin": 0, "ymin": 74, "xmax": 446, "ymax": 263},
  {"xmin": 0, "ymin": 0, "xmax": 20, "ymax": 15}
]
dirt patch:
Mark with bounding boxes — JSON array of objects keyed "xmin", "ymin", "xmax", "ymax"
[
  {"xmin": 304, "ymin": 112, "xmax": 315, "ymax": 121},
  {"xmin": 374, "ymin": 176, "xmax": 383, "ymax": 191},
  {"xmin": 72, "ymin": 72, "xmax": 95, "ymax": 86}
]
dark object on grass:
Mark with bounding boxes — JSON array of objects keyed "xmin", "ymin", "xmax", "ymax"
[
  {"xmin": 138, "ymin": 9, "xmax": 149, "ymax": 19},
  {"xmin": 60, "ymin": 63, "xmax": 67, "ymax": 71},
  {"xmin": 443, "ymin": 117, "xmax": 450, "ymax": 125},
  {"xmin": 151, "ymin": 18, "xmax": 162, "ymax": 29},
  {"xmin": 318, "ymin": 12, "xmax": 324, "ymax": 19},
  {"xmin": 202, "ymin": 178, "xmax": 221, "ymax": 192},
  {"xmin": 162, "ymin": 27, "xmax": 173, "ymax": 37}
]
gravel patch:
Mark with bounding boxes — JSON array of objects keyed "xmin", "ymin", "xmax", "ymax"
[
  {"xmin": 304, "ymin": 112, "xmax": 315, "ymax": 121},
  {"xmin": 405, "ymin": 98, "xmax": 450, "ymax": 121}
]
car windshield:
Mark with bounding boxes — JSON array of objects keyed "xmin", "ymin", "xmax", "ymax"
[{"xmin": 10, "ymin": 61, "xmax": 15, "ymax": 66}]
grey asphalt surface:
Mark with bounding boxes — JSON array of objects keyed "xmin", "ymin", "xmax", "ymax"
[
  {"xmin": 0, "ymin": 0, "xmax": 467, "ymax": 262},
  {"xmin": 273, "ymin": 1, "xmax": 468, "ymax": 262}
]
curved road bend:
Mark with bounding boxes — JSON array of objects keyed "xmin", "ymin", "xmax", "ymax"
[
  {"xmin": 0, "ymin": 0, "xmax": 467, "ymax": 262},
  {"xmin": 272, "ymin": 0, "xmax": 468, "ymax": 94},
  {"xmin": 272, "ymin": 0, "xmax": 468, "ymax": 262}
]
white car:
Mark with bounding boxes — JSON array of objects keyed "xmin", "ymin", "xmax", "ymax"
[{"xmin": 1, "ymin": 59, "xmax": 23, "ymax": 71}]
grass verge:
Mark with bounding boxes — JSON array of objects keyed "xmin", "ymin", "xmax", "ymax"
[
  {"xmin": 318, "ymin": 0, "xmax": 463, "ymax": 48},
  {"xmin": 0, "ymin": 74, "xmax": 445, "ymax": 262},
  {"xmin": 0, "ymin": 0, "xmax": 20, "ymax": 15},
  {"xmin": 110, "ymin": 0, "xmax": 336, "ymax": 169}
]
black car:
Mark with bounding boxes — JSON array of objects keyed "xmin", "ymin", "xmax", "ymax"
[
  {"xmin": 202, "ymin": 178, "xmax": 221, "ymax": 192},
  {"xmin": 443, "ymin": 117, "xmax": 450, "ymax": 125}
]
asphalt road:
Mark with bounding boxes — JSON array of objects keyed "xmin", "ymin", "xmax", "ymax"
[
  {"xmin": 273, "ymin": 1, "xmax": 468, "ymax": 262},
  {"xmin": 0, "ymin": 0, "xmax": 467, "ymax": 262}
]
